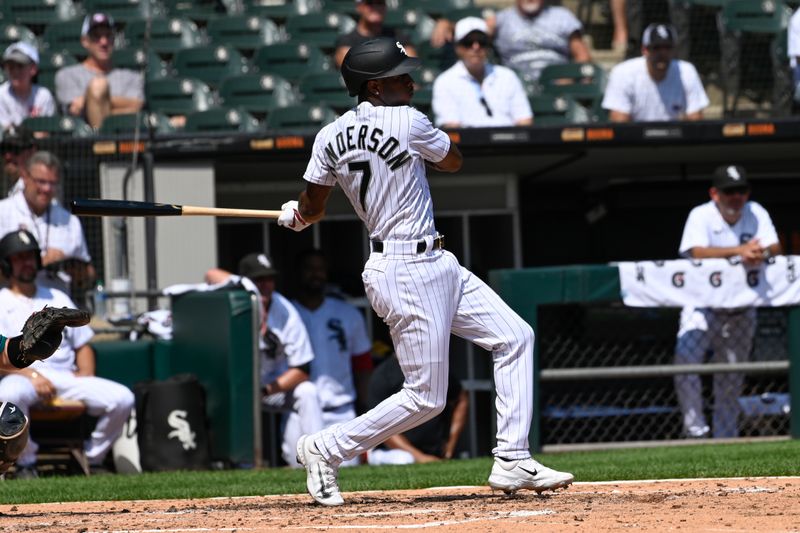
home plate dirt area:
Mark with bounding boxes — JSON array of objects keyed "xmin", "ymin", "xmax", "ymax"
[{"xmin": 2, "ymin": 477, "xmax": 798, "ymax": 532}]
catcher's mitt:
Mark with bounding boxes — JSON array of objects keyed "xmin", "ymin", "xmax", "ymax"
[{"xmin": 6, "ymin": 306, "xmax": 91, "ymax": 369}]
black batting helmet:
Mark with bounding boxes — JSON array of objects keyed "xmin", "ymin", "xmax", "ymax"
[
  {"xmin": 340, "ymin": 37, "xmax": 421, "ymax": 97},
  {"xmin": 0, "ymin": 230, "xmax": 42, "ymax": 277}
]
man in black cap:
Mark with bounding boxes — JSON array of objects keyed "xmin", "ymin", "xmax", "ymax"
[
  {"xmin": 54, "ymin": 13, "xmax": 143, "ymax": 128},
  {"xmin": 602, "ymin": 22, "xmax": 709, "ymax": 122},
  {"xmin": 674, "ymin": 165, "xmax": 781, "ymax": 439},
  {"xmin": 204, "ymin": 253, "xmax": 323, "ymax": 467}
]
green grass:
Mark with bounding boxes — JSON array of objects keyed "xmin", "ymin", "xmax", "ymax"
[{"xmin": 2, "ymin": 440, "xmax": 799, "ymax": 505}]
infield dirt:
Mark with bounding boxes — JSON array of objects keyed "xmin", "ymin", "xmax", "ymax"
[{"xmin": 1, "ymin": 476, "xmax": 798, "ymax": 532}]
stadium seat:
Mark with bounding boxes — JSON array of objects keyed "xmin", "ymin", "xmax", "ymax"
[
  {"xmin": 124, "ymin": 17, "xmax": 204, "ymax": 56},
  {"xmin": 0, "ymin": 23, "xmax": 38, "ymax": 52},
  {"xmin": 718, "ymin": 0, "xmax": 793, "ymax": 116},
  {"xmin": 21, "ymin": 115, "xmax": 94, "ymax": 137},
  {"xmin": 36, "ymin": 50, "xmax": 78, "ymax": 93},
  {"xmin": 173, "ymin": 45, "xmax": 251, "ymax": 87},
  {"xmin": 145, "ymin": 77, "xmax": 216, "ymax": 115},
  {"xmin": 82, "ymin": 0, "xmax": 166, "ymax": 24},
  {"xmin": 283, "ymin": 12, "xmax": 356, "ymax": 51},
  {"xmin": 264, "ymin": 103, "xmax": 337, "ymax": 131},
  {"xmin": 161, "ymin": 0, "xmax": 233, "ymax": 22},
  {"xmin": 218, "ymin": 73, "xmax": 298, "ymax": 114},
  {"xmin": 42, "ymin": 19, "xmax": 93, "ymax": 57},
  {"xmin": 441, "ymin": 6, "xmax": 495, "ymax": 24},
  {"xmin": 529, "ymin": 95, "xmax": 590, "ymax": 126},
  {"xmin": 243, "ymin": 0, "xmax": 322, "ymax": 22},
  {"xmin": 252, "ymin": 42, "xmax": 332, "ymax": 83},
  {"xmin": 538, "ymin": 63, "xmax": 607, "ymax": 105},
  {"xmin": 411, "ymin": 84, "xmax": 433, "ymax": 117},
  {"xmin": 3, "ymin": 0, "xmax": 81, "ymax": 27},
  {"xmin": 399, "ymin": 0, "xmax": 474, "ymax": 19},
  {"xmin": 416, "ymin": 41, "xmax": 456, "ymax": 71},
  {"xmin": 206, "ymin": 15, "xmax": 285, "ymax": 53},
  {"xmin": 184, "ymin": 107, "xmax": 262, "ymax": 133},
  {"xmin": 415, "ymin": 65, "xmax": 439, "ymax": 87},
  {"xmin": 298, "ymin": 72, "xmax": 356, "ymax": 112},
  {"xmin": 113, "ymin": 47, "xmax": 172, "ymax": 79},
  {"xmin": 98, "ymin": 111, "xmax": 175, "ymax": 135},
  {"xmin": 383, "ymin": 9, "xmax": 436, "ymax": 45}
]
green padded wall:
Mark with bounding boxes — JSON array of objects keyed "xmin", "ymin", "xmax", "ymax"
[{"xmin": 93, "ymin": 339, "xmax": 155, "ymax": 390}]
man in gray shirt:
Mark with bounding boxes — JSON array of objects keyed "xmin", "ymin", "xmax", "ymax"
[{"xmin": 54, "ymin": 13, "xmax": 143, "ymax": 129}]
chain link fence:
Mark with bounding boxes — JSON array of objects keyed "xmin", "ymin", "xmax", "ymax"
[{"xmin": 538, "ymin": 303, "xmax": 790, "ymax": 447}]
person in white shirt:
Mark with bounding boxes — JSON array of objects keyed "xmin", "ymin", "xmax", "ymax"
[
  {"xmin": 432, "ymin": 17, "xmax": 533, "ymax": 128},
  {"xmin": 602, "ymin": 23, "xmax": 709, "ymax": 122},
  {"xmin": 0, "ymin": 42, "xmax": 56, "ymax": 132},
  {"xmin": 205, "ymin": 252, "xmax": 323, "ymax": 467},
  {"xmin": 0, "ymin": 151, "xmax": 94, "ymax": 294},
  {"xmin": 674, "ymin": 165, "xmax": 781, "ymax": 439},
  {"xmin": 0, "ymin": 229, "xmax": 134, "ymax": 477},
  {"xmin": 1, "ymin": 126, "xmax": 36, "ymax": 197},
  {"xmin": 788, "ymin": 7, "xmax": 800, "ymax": 104}
]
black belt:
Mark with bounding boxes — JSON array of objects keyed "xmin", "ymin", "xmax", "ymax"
[{"xmin": 372, "ymin": 235, "xmax": 445, "ymax": 254}]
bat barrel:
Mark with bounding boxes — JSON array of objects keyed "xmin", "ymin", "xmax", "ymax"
[{"xmin": 71, "ymin": 199, "xmax": 183, "ymax": 217}]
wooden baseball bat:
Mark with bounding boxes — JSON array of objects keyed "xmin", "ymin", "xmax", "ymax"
[{"xmin": 71, "ymin": 199, "xmax": 282, "ymax": 219}]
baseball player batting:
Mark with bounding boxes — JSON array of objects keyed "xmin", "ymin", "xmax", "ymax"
[{"xmin": 277, "ymin": 37, "xmax": 573, "ymax": 506}]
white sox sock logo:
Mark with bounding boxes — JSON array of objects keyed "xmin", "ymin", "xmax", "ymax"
[{"xmin": 166, "ymin": 410, "xmax": 197, "ymax": 450}]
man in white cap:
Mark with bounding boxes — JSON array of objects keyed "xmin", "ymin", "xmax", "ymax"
[
  {"xmin": 0, "ymin": 42, "xmax": 56, "ymax": 132},
  {"xmin": 602, "ymin": 23, "xmax": 709, "ymax": 122},
  {"xmin": 432, "ymin": 17, "xmax": 532, "ymax": 129},
  {"xmin": 54, "ymin": 13, "xmax": 143, "ymax": 128}
]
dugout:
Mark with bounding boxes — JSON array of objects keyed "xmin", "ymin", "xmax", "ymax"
[{"xmin": 33, "ymin": 118, "xmax": 800, "ymax": 459}]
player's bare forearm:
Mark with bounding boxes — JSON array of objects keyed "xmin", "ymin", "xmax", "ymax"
[
  {"xmin": 73, "ymin": 345, "xmax": 95, "ymax": 377},
  {"xmin": 429, "ymin": 143, "xmax": 463, "ymax": 173},
  {"xmin": 266, "ymin": 367, "xmax": 309, "ymax": 396},
  {"xmin": 609, "ymin": 110, "xmax": 631, "ymax": 122},
  {"xmin": 445, "ymin": 390, "xmax": 469, "ymax": 458},
  {"xmin": 298, "ymin": 183, "xmax": 333, "ymax": 224},
  {"xmin": 384, "ymin": 433, "xmax": 439, "ymax": 462}
]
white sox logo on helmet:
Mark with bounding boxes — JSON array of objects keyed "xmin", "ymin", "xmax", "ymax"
[{"xmin": 396, "ymin": 42, "xmax": 407, "ymax": 56}]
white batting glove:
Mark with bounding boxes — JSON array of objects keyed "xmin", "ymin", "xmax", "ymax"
[{"xmin": 277, "ymin": 200, "xmax": 311, "ymax": 232}]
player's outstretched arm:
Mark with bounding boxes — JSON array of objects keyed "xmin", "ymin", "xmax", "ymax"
[
  {"xmin": 1, "ymin": 307, "xmax": 90, "ymax": 370},
  {"xmin": 278, "ymin": 183, "xmax": 333, "ymax": 232},
  {"xmin": 429, "ymin": 143, "xmax": 463, "ymax": 173}
]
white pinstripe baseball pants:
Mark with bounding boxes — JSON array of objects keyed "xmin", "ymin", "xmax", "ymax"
[
  {"xmin": 314, "ymin": 247, "xmax": 534, "ymax": 465},
  {"xmin": 0, "ymin": 370, "xmax": 134, "ymax": 466}
]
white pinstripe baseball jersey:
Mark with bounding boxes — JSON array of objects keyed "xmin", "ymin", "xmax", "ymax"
[{"xmin": 303, "ymin": 102, "xmax": 450, "ymax": 241}]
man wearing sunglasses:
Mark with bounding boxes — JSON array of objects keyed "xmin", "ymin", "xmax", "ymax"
[
  {"xmin": 602, "ymin": 23, "xmax": 708, "ymax": 122},
  {"xmin": 674, "ymin": 165, "xmax": 781, "ymax": 439},
  {"xmin": 334, "ymin": 0, "xmax": 416, "ymax": 68},
  {"xmin": 432, "ymin": 17, "xmax": 532, "ymax": 129},
  {"xmin": 54, "ymin": 13, "xmax": 143, "ymax": 129}
]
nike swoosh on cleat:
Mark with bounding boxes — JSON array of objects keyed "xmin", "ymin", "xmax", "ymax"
[
  {"xmin": 519, "ymin": 466, "xmax": 538, "ymax": 477},
  {"xmin": 316, "ymin": 464, "xmax": 331, "ymax": 499}
]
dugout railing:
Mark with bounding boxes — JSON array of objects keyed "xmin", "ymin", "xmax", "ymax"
[{"xmin": 489, "ymin": 263, "xmax": 799, "ymax": 453}]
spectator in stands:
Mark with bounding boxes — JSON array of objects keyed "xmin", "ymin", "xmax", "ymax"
[
  {"xmin": 333, "ymin": 0, "xmax": 417, "ymax": 68},
  {"xmin": 430, "ymin": 0, "xmax": 592, "ymax": 84},
  {"xmin": 432, "ymin": 17, "xmax": 533, "ymax": 129},
  {"xmin": 0, "ymin": 42, "xmax": 56, "ymax": 133},
  {"xmin": 283, "ymin": 249, "xmax": 373, "ymax": 468},
  {"xmin": 674, "ymin": 165, "xmax": 781, "ymax": 439},
  {"xmin": 1, "ymin": 126, "xmax": 35, "ymax": 197},
  {"xmin": 205, "ymin": 253, "xmax": 323, "ymax": 467},
  {"xmin": 366, "ymin": 343, "xmax": 468, "ymax": 465},
  {"xmin": 0, "ymin": 229, "xmax": 134, "ymax": 478},
  {"xmin": 602, "ymin": 23, "xmax": 708, "ymax": 122},
  {"xmin": 0, "ymin": 151, "xmax": 95, "ymax": 295},
  {"xmin": 610, "ymin": 0, "xmax": 628, "ymax": 55},
  {"xmin": 54, "ymin": 13, "xmax": 143, "ymax": 129},
  {"xmin": 788, "ymin": 6, "xmax": 800, "ymax": 106}
]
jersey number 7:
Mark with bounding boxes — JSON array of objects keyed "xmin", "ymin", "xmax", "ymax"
[{"xmin": 349, "ymin": 161, "xmax": 372, "ymax": 210}]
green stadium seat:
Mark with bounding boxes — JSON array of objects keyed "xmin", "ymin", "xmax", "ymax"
[
  {"xmin": 415, "ymin": 65, "xmax": 439, "ymax": 86},
  {"xmin": 98, "ymin": 111, "xmax": 175, "ymax": 135},
  {"xmin": 125, "ymin": 17, "xmax": 204, "ymax": 56},
  {"xmin": 411, "ymin": 84, "xmax": 432, "ymax": 117},
  {"xmin": 399, "ymin": 0, "xmax": 474, "ymax": 19},
  {"xmin": 319, "ymin": 0, "xmax": 360, "ymax": 16},
  {"xmin": 145, "ymin": 77, "xmax": 216, "ymax": 115},
  {"xmin": 264, "ymin": 103, "xmax": 337, "ymax": 131},
  {"xmin": 161, "ymin": 0, "xmax": 233, "ymax": 22},
  {"xmin": 529, "ymin": 95, "xmax": 590, "ymax": 126},
  {"xmin": 42, "ymin": 19, "xmax": 92, "ymax": 57},
  {"xmin": 184, "ymin": 107, "xmax": 262, "ymax": 133},
  {"xmin": 283, "ymin": 12, "xmax": 356, "ymax": 51},
  {"xmin": 82, "ymin": 0, "xmax": 166, "ymax": 24},
  {"xmin": 252, "ymin": 42, "xmax": 332, "ymax": 83},
  {"xmin": 218, "ymin": 73, "xmax": 298, "ymax": 114},
  {"xmin": 443, "ymin": 5, "xmax": 495, "ymax": 22},
  {"xmin": 3, "ymin": 0, "xmax": 81, "ymax": 27},
  {"xmin": 538, "ymin": 62, "xmax": 607, "ymax": 105},
  {"xmin": 416, "ymin": 41, "xmax": 456, "ymax": 71},
  {"xmin": 298, "ymin": 72, "xmax": 356, "ymax": 112},
  {"xmin": 720, "ymin": 0, "xmax": 791, "ymax": 34},
  {"xmin": 36, "ymin": 50, "xmax": 78, "ymax": 93},
  {"xmin": 243, "ymin": 0, "xmax": 322, "ymax": 22},
  {"xmin": 21, "ymin": 115, "xmax": 93, "ymax": 137},
  {"xmin": 206, "ymin": 15, "xmax": 285, "ymax": 53},
  {"xmin": 383, "ymin": 9, "xmax": 436, "ymax": 45},
  {"xmin": 173, "ymin": 44, "xmax": 251, "ymax": 88},
  {"xmin": 0, "ymin": 23, "xmax": 38, "ymax": 52},
  {"xmin": 113, "ymin": 47, "xmax": 171, "ymax": 79}
]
